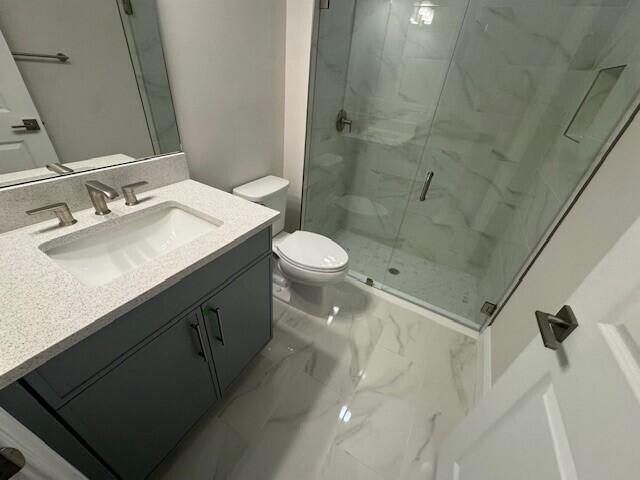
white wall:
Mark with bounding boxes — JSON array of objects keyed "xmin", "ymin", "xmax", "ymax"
[
  {"xmin": 157, "ymin": 0, "xmax": 286, "ymax": 194},
  {"xmin": 0, "ymin": 0, "xmax": 154, "ymax": 163},
  {"xmin": 491, "ymin": 111, "xmax": 640, "ymax": 381},
  {"xmin": 283, "ymin": 0, "xmax": 314, "ymax": 231}
]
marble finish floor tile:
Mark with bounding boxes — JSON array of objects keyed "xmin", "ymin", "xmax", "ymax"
[
  {"xmin": 228, "ymin": 370, "xmax": 346, "ymax": 480},
  {"xmin": 334, "ymin": 390, "xmax": 417, "ymax": 478},
  {"xmin": 355, "ymin": 345, "xmax": 423, "ymax": 403},
  {"xmin": 152, "ymin": 281, "xmax": 477, "ymax": 480},
  {"xmin": 150, "ymin": 412, "xmax": 246, "ymax": 480},
  {"xmin": 216, "ymin": 354, "xmax": 298, "ymax": 442},
  {"xmin": 318, "ymin": 445, "xmax": 386, "ymax": 480}
]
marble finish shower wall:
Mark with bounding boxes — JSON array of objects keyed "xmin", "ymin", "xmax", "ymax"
[
  {"xmin": 303, "ymin": 0, "xmax": 356, "ymax": 237},
  {"xmin": 474, "ymin": 0, "xmax": 640, "ymax": 314},
  {"xmin": 339, "ymin": 0, "xmax": 469, "ymax": 247}
]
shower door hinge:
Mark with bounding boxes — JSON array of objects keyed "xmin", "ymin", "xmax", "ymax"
[
  {"xmin": 365, "ymin": 277, "xmax": 375, "ymax": 287},
  {"xmin": 122, "ymin": 0, "xmax": 134, "ymax": 15},
  {"xmin": 481, "ymin": 301, "xmax": 497, "ymax": 315},
  {"xmin": 319, "ymin": 0, "xmax": 330, "ymax": 10}
]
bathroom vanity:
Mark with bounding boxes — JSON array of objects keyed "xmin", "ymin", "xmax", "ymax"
[{"xmin": 0, "ymin": 178, "xmax": 279, "ymax": 479}]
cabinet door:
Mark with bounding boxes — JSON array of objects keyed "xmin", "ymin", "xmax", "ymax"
[
  {"xmin": 59, "ymin": 312, "xmax": 217, "ymax": 479},
  {"xmin": 203, "ymin": 257, "xmax": 272, "ymax": 392},
  {"xmin": 24, "ymin": 228, "xmax": 271, "ymax": 409}
]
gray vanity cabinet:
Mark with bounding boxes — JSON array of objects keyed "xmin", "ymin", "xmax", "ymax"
[
  {"xmin": 202, "ymin": 256, "xmax": 272, "ymax": 392},
  {"xmin": 0, "ymin": 228, "xmax": 274, "ymax": 479},
  {"xmin": 58, "ymin": 311, "xmax": 217, "ymax": 479}
]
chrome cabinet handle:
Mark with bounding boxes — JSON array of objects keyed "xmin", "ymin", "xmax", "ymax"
[
  {"xmin": 190, "ymin": 322, "xmax": 208, "ymax": 362},
  {"xmin": 535, "ymin": 305, "xmax": 579, "ymax": 351},
  {"xmin": 205, "ymin": 306, "xmax": 226, "ymax": 345},
  {"xmin": 419, "ymin": 171, "xmax": 434, "ymax": 201},
  {"xmin": 214, "ymin": 308, "xmax": 226, "ymax": 345}
]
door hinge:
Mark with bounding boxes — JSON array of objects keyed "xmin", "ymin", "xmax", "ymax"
[
  {"xmin": 319, "ymin": 0, "xmax": 330, "ymax": 10},
  {"xmin": 480, "ymin": 301, "xmax": 497, "ymax": 315},
  {"xmin": 123, "ymin": 0, "xmax": 134, "ymax": 15}
]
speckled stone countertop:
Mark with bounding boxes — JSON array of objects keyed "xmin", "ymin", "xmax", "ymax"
[{"xmin": 0, "ymin": 180, "xmax": 279, "ymax": 389}]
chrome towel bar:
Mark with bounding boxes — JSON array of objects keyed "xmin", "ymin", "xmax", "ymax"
[{"xmin": 11, "ymin": 51, "xmax": 69, "ymax": 63}]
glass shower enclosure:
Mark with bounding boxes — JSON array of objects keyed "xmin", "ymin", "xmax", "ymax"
[{"xmin": 302, "ymin": 0, "xmax": 640, "ymax": 329}]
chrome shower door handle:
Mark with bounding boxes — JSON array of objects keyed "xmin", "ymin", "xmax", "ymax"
[{"xmin": 419, "ymin": 171, "xmax": 434, "ymax": 201}]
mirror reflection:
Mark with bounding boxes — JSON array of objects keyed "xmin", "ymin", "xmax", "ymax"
[{"xmin": 0, "ymin": 0, "xmax": 180, "ymax": 188}]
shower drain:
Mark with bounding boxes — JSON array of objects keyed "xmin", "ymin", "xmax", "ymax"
[{"xmin": 388, "ymin": 267, "xmax": 400, "ymax": 275}]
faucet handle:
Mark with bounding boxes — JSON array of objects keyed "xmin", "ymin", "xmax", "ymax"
[
  {"xmin": 121, "ymin": 181, "xmax": 149, "ymax": 206},
  {"xmin": 26, "ymin": 202, "xmax": 77, "ymax": 227}
]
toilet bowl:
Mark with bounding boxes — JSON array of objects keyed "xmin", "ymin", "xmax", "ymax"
[{"xmin": 233, "ymin": 176, "xmax": 349, "ymax": 316}]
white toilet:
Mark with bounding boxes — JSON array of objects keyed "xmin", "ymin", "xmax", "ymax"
[{"xmin": 233, "ymin": 175, "xmax": 349, "ymax": 316}]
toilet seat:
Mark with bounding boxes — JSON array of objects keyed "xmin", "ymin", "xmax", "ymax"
[{"xmin": 275, "ymin": 231, "xmax": 348, "ymax": 273}]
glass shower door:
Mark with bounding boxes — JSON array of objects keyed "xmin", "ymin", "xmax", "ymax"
[
  {"xmin": 304, "ymin": 0, "xmax": 640, "ymax": 330},
  {"xmin": 379, "ymin": 154, "xmax": 485, "ymax": 326},
  {"xmin": 380, "ymin": 0, "xmax": 640, "ymax": 329},
  {"xmin": 303, "ymin": 0, "xmax": 416, "ymax": 284}
]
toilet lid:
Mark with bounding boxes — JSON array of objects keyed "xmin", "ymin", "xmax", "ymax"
[{"xmin": 276, "ymin": 231, "xmax": 349, "ymax": 273}]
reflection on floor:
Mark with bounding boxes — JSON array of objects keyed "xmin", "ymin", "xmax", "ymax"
[
  {"xmin": 334, "ymin": 230, "xmax": 479, "ymax": 322},
  {"xmin": 152, "ymin": 280, "xmax": 478, "ymax": 480}
]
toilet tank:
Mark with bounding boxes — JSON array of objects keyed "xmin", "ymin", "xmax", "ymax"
[{"xmin": 232, "ymin": 175, "xmax": 289, "ymax": 235}]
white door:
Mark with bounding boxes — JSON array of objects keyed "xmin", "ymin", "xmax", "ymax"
[
  {"xmin": 437, "ymin": 214, "xmax": 640, "ymax": 479},
  {"xmin": 0, "ymin": 28, "xmax": 58, "ymax": 174}
]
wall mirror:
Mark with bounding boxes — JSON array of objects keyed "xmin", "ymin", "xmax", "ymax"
[{"xmin": 0, "ymin": 0, "xmax": 180, "ymax": 188}]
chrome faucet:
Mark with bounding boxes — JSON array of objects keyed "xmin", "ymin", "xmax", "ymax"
[
  {"xmin": 26, "ymin": 202, "xmax": 77, "ymax": 227},
  {"xmin": 85, "ymin": 181, "xmax": 119, "ymax": 215}
]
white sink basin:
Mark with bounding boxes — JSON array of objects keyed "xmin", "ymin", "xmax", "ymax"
[{"xmin": 41, "ymin": 204, "xmax": 222, "ymax": 287}]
